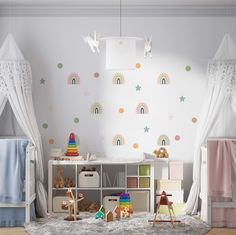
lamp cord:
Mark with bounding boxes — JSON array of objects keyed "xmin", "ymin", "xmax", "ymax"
[{"xmin": 120, "ymin": 0, "xmax": 122, "ymax": 37}]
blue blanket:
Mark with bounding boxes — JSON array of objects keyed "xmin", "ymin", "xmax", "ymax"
[{"xmin": 0, "ymin": 138, "xmax": 28, "ymax": 203}]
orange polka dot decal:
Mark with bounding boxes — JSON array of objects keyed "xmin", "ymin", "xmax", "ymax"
[
  {"xmin": 118, "ymin": 108, "xmax": 125, "ymax": 113},
  {"xmin": 135, "ymin": 63, "xmax": 141, "ymax": 69},
  {"xmin": 133, "ymin": 143, "xmax": 139, "ymax": 149}
]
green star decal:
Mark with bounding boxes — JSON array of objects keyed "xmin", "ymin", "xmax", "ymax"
[
  {"xmin": 179, "ymin": 96, "xmax": 186, "ymax": 102},
  {"xmin": 144, "ymin": 126, "xmax": 150, "ymax": 132},
  {"xmin": 136, "ymin": 85, "xmax": 141, "ymax": 91}
]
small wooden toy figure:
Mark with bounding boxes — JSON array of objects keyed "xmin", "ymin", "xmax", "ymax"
[
  {"xmin": 113, "ymin": 206, "xmax": 120, "ymax": 220},
  {"xmin": 54, "ymin": 166, "xmax": 64, "ymax": 188},
  {"xmin": 95, "ymin": 210, "xmax": 105, "ymax": 219},
  {"xmin": 120, "ymin": 207, "xmax": 130, "ymax": 218},
  {"xmin": 61, "ymin": 189, "xmax": 84, "ymax": 221},
  {"xmin": 106, "ymin": 211, "xmax": 113, "ymax": 222}
]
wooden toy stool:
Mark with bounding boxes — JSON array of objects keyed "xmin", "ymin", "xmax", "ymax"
[{"xmin": 148, "ymin": 191, "xmax": 180, "ymax": 228}]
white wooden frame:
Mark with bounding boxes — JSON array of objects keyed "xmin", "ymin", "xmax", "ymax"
[
  {"xmin": 48, "ymin": 159, "xmax": 155, "ymax": 214},
  {"xmin": 0, "ymin": 142, "xmax": 36, "ymax": 223},
  {"xmin": 200, "ymin": 145, "xmax": 236, "ymax": 226}
]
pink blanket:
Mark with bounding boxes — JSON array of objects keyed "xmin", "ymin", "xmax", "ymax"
[{"xmin": 207, "ymin": 139, "xmax": 236, "ymax": 227}]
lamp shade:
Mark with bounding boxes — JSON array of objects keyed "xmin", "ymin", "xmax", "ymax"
[{"xmin": 103, "ymin": 37, "xmax": 141, "ymax": 70}]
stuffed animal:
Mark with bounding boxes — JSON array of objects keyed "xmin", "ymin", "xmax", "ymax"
[
  {"xmin": 54, "ymin": 166, "xmax": 64, "ymax": 188},
  {"xmin": 153, "ymin": 147, "xmax": 169, "ymax": 158},
  {"xmin": 64, "ymin": 177, "xmax": 74, "ymax": 188}
]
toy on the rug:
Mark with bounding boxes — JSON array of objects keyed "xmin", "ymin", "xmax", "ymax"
[
  {"xmin": 113, "ymin": 206, "xmax": 120, "ymax": 220},
  {"xmin": 153, "ymin": 147, "xmax": 169, "ymax": 158},
  {"xmin": 89, "ymin": 202, "xmax": 100, "ymax": 213},
  {"xmin": 105, "ymin": 211, "xmax": 113, "ymax": 222},
  {"xmin": 148, "ymin": 191, "xmax": 181, "ymax": 228},
  {"xmin": 119, "ymin": 193, "xmax": 133, "ymax": 218},
  {"xmin": 61, "ymin": 189, "xmax": 84, "ymax": 221},
  {"xmin": 95, "ymin": 205, "xmax": 105, "ymax": 219},
  {"xmin": 65, "ymin": 132, "xmax": 79, "ymax": 156},
  {"xmin": 64, "ymin": 177, "xmax": 74, "ymax": 188},
  {"xmin": 54, "ymin": 166, "xmax": 64, "ymax": 188}
]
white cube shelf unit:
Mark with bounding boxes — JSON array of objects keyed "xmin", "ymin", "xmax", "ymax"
[{"xmin": 48, "ymin": 159, "xmax": 155, "ymax": 213}]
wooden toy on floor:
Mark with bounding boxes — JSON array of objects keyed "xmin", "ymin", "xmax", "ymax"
[
  {"xmin": 119, "ymin": 193, "xmax": 133, "ymax": 217},
  {"xmin": 61, "ymin": 189, "xmax": 84, "ymax": 221},
  {"xmin": 148, "ymin": 191, "xmax": 180, "ymax": 228},
  {"xmin": 113, "ymin": 206, "xmax": 120, "ymax": 220},
  {"xmin": 96, "ymin": 210, "xmax": 105, "ymax": 219},
  {"xmin": 54, "ymin": 166, "xmax": 64, "ymax": 188},
  {"xmin": 106, "ymin": 211, "xmax": 113, "ymax": 222}
]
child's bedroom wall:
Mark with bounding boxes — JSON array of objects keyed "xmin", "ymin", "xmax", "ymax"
[{"xmin": 0, "ymin": 16, "xmax": 235, "ymax": 199}]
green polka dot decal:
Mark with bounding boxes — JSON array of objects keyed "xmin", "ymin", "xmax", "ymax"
[
  {"xmin": 185, "ymin": 65, "xmax": 191, "ymax": 71},
  {"xmin": 57, "ymin": 63, "xmax": 63, "ymax": 69},
  {"xmin": 42, "ymin": 123, "xmax": 48, "ymax": 129},
  {"xmin": 74, "ymin": 117, "xmax": 79, "ymax": 123}
]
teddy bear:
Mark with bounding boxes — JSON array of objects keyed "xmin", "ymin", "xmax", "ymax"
[{"xmin": 153, "ymin": 147, "xmax": 169, "ymax": 158}]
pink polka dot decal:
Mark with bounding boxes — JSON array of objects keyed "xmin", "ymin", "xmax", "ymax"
[
  {"xmin": 192, "ymin": 117, "xmax": 198, "ymax": 123},
  {"xmin": 175, "ymin": 135, "xmax": 181, "ymax": 141}
]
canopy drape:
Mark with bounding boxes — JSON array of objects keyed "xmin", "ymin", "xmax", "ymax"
[
  {"xmin": 0, "ymin": 34, "xmax": 47, "ymax": 217},
  {"xmin": 185, "ymin": 34, "xmax": 236, "ymax": 214}
]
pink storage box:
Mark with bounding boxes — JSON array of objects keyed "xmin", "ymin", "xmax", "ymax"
[
  {"xmin": 169, "ymin": 161, "xmax": 183, "ymax": 180},
  {"xmin": 127, "ymin": 177, "xmax": 138, "ymax": 188}
]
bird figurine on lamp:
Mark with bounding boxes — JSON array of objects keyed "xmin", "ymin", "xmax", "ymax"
[
  {"xmin": 144, "ymin": 36, "xmax": 152, "ymax": 58},
  {"xmin": 82, "ymin": 31, "xmax": 100, "ymax": 53}
]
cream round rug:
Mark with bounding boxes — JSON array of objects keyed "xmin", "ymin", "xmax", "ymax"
[{"xmin": 25, "ymin": 213, "xmax": 210, "ymax": 235}]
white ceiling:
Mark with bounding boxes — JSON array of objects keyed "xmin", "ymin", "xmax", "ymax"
[
  {"xmin": 0, "ymin": 0, "xmax": 236, "ymax": 6},
  {"xmin": 0, "ymin": 0, "xmax": 236, "ymax": 16}
]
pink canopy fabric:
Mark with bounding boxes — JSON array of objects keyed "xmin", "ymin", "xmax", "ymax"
[{"xmin": 208, "ymin": 139, "xmax": 236, "ymax": 198}]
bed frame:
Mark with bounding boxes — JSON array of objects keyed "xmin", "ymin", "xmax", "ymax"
[
  {"xmin": 0, "ymin": 142, "xmax": 36, "ymax": 223},
  {"xmin": 200, "ymin": 145, "xmax": 236, "ymax": 226}
]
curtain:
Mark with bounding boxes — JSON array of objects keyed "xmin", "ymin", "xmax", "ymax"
[
  {"xmin": 185, "ymin": 60, "xmax": 236, "ymax": 214},
  {"xmin": 0, "ymin": 60, "xmax": 47, "ymax": 217}
]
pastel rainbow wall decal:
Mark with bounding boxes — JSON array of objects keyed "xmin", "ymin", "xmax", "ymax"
[
  {"xmin": 136, "ymin": 102, "xmax": 149, "ymax": 114},
  {"xmin": 68, "ymin": 73, "xmax": 80, "ymax": 85},
  {"xmin": 157, "ymin": 73, "xmax": 170, "ymax": 85},
  {"xmin": 112, "ymin": 134, "xmax": 125, "ymax": 146},
  {"xmin": 91, "ymin": 102, "xmax": 103, "ymax": 114},
  {"xmin": 158, "ymin": 134, "xmax": 170, "ymax": 146},
  {"xmin": 112, "ymin": 73, "xmax": 125, "ymax": 84}
]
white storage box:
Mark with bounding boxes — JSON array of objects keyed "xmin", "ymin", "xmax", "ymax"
[
  {"xmin": 157, "ymin": 180, "xmax": 182, "ymax": 191},
  {"xmin": 156, "ymin": 190, "xmax": 184, "ymax": 203},
  {"xmin": 53, "ymin": 196, "xmax": 68, "ymax": 213},
  {"xmin": 103, "ymin": 196, "xmax": 119, "ymax": 212},
  {"xmin": 155, "ymin": 159, "xmax": 168, "ymax": 179},
  {"xmin": 128, "ymin": 191, "xmax": 150, "ymax": 212},
  {"xmin": 78, "ymin": 171, "xmax": 99, "ymax": 188}
]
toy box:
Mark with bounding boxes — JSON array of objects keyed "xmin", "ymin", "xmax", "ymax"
[
  {"xmin": 78, "ymin": 171, "xmax": 99, "ymax": 188},
  {"xmin": 103, "ymin": 196, "xmax": 120, "ymax": 212},
  {"xmin": 157, "ymin": 179, "xmax": 182, "ymax": 191}
]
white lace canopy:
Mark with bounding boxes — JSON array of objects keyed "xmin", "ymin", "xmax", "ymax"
[{"xmin": 0, "ymin": 61, "xmax": 32, "ymax": 94}]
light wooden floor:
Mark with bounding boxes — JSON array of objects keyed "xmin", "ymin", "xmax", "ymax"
[{"xmin": 1, "ymin": 228, "xmax": 236, "ymax": 235}]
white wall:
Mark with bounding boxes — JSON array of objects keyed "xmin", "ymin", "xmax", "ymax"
[{"xmin": 0, "ymin": 16, "xmax": 235, "ymax": 199}]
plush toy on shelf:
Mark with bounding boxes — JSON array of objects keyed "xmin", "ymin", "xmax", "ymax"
[
  {"xmin": 61, "ymin": 189, "xmax": 84, "ymax": 221},
  {"xmin": 64, "ymin": 177, "xmax": 74, "ymax": 188},
  {"xmin": 153, "ymin": 147, "xmax": 169, "ymax": 158},
  {"xmin": 54, "ymin": 166, "xmax": 64, "ymax": 188},
  {"xmin": 65, "ymin": 132, "xmax": 79, "ymax": 157}
]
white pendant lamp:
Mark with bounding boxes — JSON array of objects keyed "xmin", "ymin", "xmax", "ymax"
[{"xmin": 83, "ymin": 0, "xmax": 152, "ymax": 70}]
